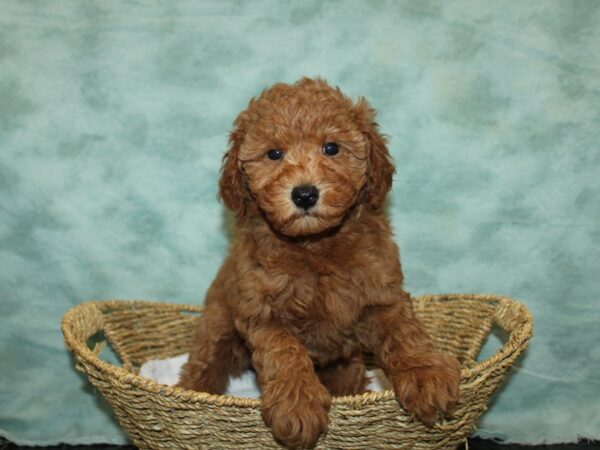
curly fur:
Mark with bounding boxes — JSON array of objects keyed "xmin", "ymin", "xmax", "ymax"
[{"xmin": 178, "ymin": 78, "xmax": 460, "ymax": 449}]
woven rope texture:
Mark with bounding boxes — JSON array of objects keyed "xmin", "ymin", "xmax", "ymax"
[{"xmin": 62, "ymin": 294, "xmax": 533, "ymax": 449}]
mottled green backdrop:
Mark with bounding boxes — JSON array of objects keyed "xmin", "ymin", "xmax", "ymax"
[{"xmin": 1, "ymin": 0, "xmax": 599, "ymax": 445}]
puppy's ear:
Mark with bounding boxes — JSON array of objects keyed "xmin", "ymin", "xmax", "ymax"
[
  {"xmin": 354, "ymin": 98, "xmax": 395, "ymax": 210},
  {"xmin": 219, "ymin": 114, "xmax": 250, "ymax": 218}
]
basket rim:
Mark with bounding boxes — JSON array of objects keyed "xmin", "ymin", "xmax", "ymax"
[{"xmin": 61, "ymin": 293, "xmax": 533, "ymax": 409}]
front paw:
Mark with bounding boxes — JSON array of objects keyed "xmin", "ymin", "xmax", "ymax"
[
  {"xmin": 261, "ymin": 377, "xmax": 332, "ymax": 449},
  {"xmin": 391, "ymin": 353, "xmax": 461, "ymax": 426}
]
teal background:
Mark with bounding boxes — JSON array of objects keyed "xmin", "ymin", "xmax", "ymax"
[{"xmin": 1, "ymin": 0, "xmax": 599, "ymax": 445}]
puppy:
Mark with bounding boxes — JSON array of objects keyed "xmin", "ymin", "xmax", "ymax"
[{"xmin": 178, "ymin": 78, "xmax": 461, "ymax": 448}]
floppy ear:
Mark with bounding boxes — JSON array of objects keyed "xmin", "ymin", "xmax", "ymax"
[
  {"xmin": 219, "ymin": 116, "xmax": 250, "ymax": 219},
  {"xmin": 354, "ymin": 98, "xmax": 395, "ymax": 210}
]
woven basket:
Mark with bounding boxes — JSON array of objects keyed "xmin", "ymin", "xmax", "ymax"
[{"xmin": 62, "ymin": 294, "xmax": 532, "ymax": 450}]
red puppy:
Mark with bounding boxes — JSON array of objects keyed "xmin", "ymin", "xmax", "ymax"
[{"xmin": 179, "ymin": 78, "xmax": 461, "ymax": 448}]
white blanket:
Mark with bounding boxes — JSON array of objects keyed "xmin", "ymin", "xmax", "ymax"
[{"xmin": 139, "ymin": 353, "xmax": 391, "ymax": 398}]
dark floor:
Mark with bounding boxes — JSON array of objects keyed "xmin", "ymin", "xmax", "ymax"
[{"xmin": 1, "ymin": 437, "xmax": 599, "ymax": 449}]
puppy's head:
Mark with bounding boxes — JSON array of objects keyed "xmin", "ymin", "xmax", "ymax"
[{"xmin": 220, "ymin": 78, "xmax": 394, "ymax": 237}]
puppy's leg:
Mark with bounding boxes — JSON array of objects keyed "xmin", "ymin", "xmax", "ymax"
[
  {"xmin": 357, "ymin": 291, "xmax": 461, "ymax": 425},
  {"xmin": 316, "ymin": 352, "xmax": 369, "ymax": 396},
  {"xmin": 248, "ymin": 325, "xmax": 331, "ymax": 449},
  {"xmin": 177, "ymin": 302, "xmax": 250, "ymax": 394}
]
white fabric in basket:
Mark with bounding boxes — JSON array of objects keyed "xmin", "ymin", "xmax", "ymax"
[{"xmin": 139, "ymin": 353, "xmax": 392, "ymax": 398}]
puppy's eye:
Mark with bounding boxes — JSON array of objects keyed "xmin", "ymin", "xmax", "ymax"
[
  {"xmin": 323, "ymin": 142, "xmax": 339, "ymax": 156},
  {"xmin": 267, "ymin": 149, "xmax": 284, "ymax": 160}
]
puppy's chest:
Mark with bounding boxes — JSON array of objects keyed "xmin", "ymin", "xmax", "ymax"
[
  {"xmin": 272, "ymin": 270, "xmax": 363, "ymax": 358},
  {"xmin": 275, "ymin": 267, "xmax": 361, "ymax": 316}
]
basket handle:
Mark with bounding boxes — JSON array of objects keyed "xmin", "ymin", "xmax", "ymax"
[
  {"xmin": 61, "ymin": 301, "xmax": 105, "ymax": 357},
  {"xmin": 464, "ymin": 297, "xmax": 533, "ymax": 379}
]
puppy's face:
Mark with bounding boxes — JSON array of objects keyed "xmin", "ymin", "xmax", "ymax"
[{"xmin": 220, "ymin": 79, "xmax": 394, "ymax": 237}]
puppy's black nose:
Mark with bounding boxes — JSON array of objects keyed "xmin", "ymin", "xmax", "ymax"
[{"xmin": 291, "ymin": 185, "xmax": 319, "ymax": 210}]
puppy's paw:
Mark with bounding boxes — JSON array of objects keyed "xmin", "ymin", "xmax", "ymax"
[
  {"xmin": 391, "ymin": 353, "xmax": 461, "ymax": 426},
  {"xmin": 261, "ymin": 377, "xmax": 331, "ymax": 449}
]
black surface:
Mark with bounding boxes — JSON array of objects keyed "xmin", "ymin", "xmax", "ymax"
[{"xmin": 2, "ymin": 437, "xmax": 600, "ymax": 449}]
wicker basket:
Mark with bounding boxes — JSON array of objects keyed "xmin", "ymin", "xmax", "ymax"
[{"xmin": 61, "ymin": 294, "xmax": 532, "ymax": 450}]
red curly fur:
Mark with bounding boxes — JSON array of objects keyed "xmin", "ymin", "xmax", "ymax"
[{"xmin": 178, "ymin": 78, "xmax": 461, "ymax": 448}]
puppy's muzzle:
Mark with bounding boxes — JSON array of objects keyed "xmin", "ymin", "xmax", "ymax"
[{"xmin": 291, "ymin": 185, "xmax": 319, "ymax": 210}]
